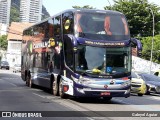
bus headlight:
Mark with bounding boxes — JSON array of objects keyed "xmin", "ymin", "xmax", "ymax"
[
  {"xmin": 122, "ymin": 80, "xmax": 131, "ymax": 86},
  {"xmin": 71, "ymin": 75, "xmax": 92, "ymax": 85}
]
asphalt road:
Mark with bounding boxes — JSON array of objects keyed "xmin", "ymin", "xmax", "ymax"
[{"xmin": 0, "ymin": 69, "xmax": 160, "ymax": 120}]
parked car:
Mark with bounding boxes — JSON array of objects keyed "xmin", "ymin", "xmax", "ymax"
[
  {"xmin": 131, "ymin": 71, "xmax": 147, "ymax": 96},
  {"xmin": 139, "ymin": 73, "xmax": 160, "ymax": 94},
  {"xmin": 0, "ymin": 61, "xmax": 10, "ymax": 70},
  {"xmin": 13, "ymin": 64, "xmax": 21, "ymax": 73}
]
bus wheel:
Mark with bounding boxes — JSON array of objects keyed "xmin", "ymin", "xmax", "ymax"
[
  {"xmin": 25, "ymin": 76, "xmax": 29, "ymax": 86},
  {"xmin": 53, "ymin": 80, "xmax": 59, "ymax": 96},
  {"xmin": 138, "ymin": 93, "xmax": 143, "ymax": 96},
  {"xmin": 26, "ymin": 75, "xmax": 29, "ymax": 86},
  {"xmin": 28, "ymin": 75, "xmax": 33, "ymax": 88},
  {"xmin": 145, "ymin": 85, "xmax": 150, "ymax": 95},
  {"xmin": 59, "ymin": 79, "xmax": 67, "ymax": 99}
]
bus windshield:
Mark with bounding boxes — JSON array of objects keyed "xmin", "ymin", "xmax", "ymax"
[
  {"xmin": 75, "ymin": 12, "xmax": 130, "ymax": 41},
  {"xmin": 75, "ymin": 45, "xmax": 131, "ymax": 76}
]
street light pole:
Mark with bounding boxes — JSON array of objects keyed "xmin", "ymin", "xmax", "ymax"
[{"xmin": 148, "ymin": 7, "xmax": 155, "ymax": 74}]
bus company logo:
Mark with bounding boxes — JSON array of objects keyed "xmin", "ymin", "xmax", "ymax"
[
  {"xmin": 110, "ymin": 80, "xmax": 115, "ymax": 85},
  {"xmin": 104, "ymin": 85, "xmax": 108, "ymax": 89},
  {"xmin": 2, "ymin": 112, "xmax": 11, "ymax": 117}
]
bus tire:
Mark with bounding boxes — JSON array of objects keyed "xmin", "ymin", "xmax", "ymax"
[
  {"xmin": 25, "ymin": 71, "xmax": 28, "ymax": 86},
  {"xmin": 145, "ymin": 85, "xmax": 150, "ymax": 95},
  {"xmin": 27, "ymin": 74, "xmax": 33, "ymax": 88},
  {"xmin": 50, "ymin": 76, "xmax": 54, "ymax": 94},
  {"xmin": 53, "ymin": 80, "xmax": 59, "ymax": 96},
  {"xmin": 138, "ymin": 93, "xmax": 143, "ymax": 96},
  {"xmin": 59, "ymin": 78, "xmax": 67, "ymax": 99},
  {"xmin": 26, "ymin": 75, "xmax": 30, "ymax": 87}
]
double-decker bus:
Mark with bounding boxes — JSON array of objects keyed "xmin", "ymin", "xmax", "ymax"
[{"xmin": 21, "ymin": 9, "xmax": 134, "ymax": 100}]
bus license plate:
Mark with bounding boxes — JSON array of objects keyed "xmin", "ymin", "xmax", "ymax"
[{"xmin": 101, "ymin": 92, "xmax": 110, "ymax": 96}]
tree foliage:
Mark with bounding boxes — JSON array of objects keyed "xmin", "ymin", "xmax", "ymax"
[
  {"xmin": 10, "ymin": 6, "xmax": 20, "ymax": 24},
  {"xmin": 0, "ymin": 35, "xmax": 8, "ymax": 50},
  {"xmin": 104, "ymin": 0, "xmax": 160, "ymax": 37},
  {"xmin": 141, "ymin": 35, "xmax": 160, "ymax": 63}
]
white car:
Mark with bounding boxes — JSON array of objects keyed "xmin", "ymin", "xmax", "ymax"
[{"xmin": 13, "ymin": 64, "xmax": 21, "ymax": 73}]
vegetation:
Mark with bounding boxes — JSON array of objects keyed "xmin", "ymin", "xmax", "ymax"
[
  {"xmin": 141, "ymin": 35, "xmax": 160, "ymax": 63},
  {"xmin": 0, "ymin": 35, "xmax": 7, "ymax": 50},
  {"xmin": 10, "ymin": 6, "xmax": 20, "ymax": 24}
]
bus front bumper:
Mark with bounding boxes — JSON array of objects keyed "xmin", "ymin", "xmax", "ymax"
[{"xmin": 74, "ymin": 87, "xmax": 130, "ymax": 98}]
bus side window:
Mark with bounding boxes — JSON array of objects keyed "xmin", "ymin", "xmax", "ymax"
[
  {"xmin": 62, "ymin": 12, "xmax": 74, "ymax": 34},
  {"xmin": 64, "ymin": 36, "xmax": 73, "ymax": 69},
  {"xmin": 54, "ymin": 15, "xmax": 61, "ymax": 38},
  {"xmin": 48, "ymin": 18, "xmax": 54, "ymax": 38}
]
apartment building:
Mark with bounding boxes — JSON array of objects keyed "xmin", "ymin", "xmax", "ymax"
[
  {"xmin": 20, "ymin": 0, "xmax": 42, "ymax": 23},
  {"xmin": 0, "ymin": 0, "xmax": 11, "ymax": 35}
]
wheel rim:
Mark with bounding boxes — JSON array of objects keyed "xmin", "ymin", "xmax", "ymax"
[
  {"xmin": 59, "ymin": 81, "xmax": 62, "ymax": 96},
  {"xmin": 26, "ymin": 76, "xmax": 29, "ymax": 86},
  {"xmin": 53, "ymin": 81, "xmax": 58, "ymax": 95},
  {"xmin": 52, "ymin": 81, "xmax": 55, "ymax": 94},
  {"xmin": 29, "ymin": 78, "xmax": 32, "ymax": 87}
]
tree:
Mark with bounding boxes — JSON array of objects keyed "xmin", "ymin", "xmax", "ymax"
[
  {"xmin": 72, "ymin": 5, "xmax": 96, "ymax": 9},
  {"xmin": 0, "ymin": 35, "xmax": 8, "ymax": 50},
  {"xmin": 141, "ymin": 35, "xmax": 160, "ymax": 63},
  {"xmin": 104, "ymin": 0, "xmax": 160, "ymax": 37},
  {"xmin": 10, "ymin": 6, "xmax": 20, "ymax": 24}
]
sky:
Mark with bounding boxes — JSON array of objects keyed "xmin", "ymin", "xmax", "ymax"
[{"xmin": 43, "ymin": 0, "xmax": 160, "ymax": 16}]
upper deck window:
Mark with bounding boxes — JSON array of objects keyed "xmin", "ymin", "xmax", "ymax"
[{"xmin": 75, "ymin": 12, "xmax": 130, "ymax": 41}]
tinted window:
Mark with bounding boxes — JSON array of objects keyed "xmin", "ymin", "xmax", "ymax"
[
  {"xmin": 75, "ymin": 12, "xmax": 130, "ymax": 41},
  {"xmin": 62, "ymin": 12, "xmax": 74, "ymax": 34},
  {"xmin": 54, "ymin": 16, "xmax": 61, "ymax": 37}
]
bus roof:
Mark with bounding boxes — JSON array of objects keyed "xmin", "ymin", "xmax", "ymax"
[
  {"xmin": 23, "ymin": 9, "xmax": 124, "ymax": 32},
  {"xmin": 51, "ymin": 9, "xmax": 124, "ymax": 17}
]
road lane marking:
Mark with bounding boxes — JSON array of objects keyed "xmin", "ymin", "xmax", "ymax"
[
  {"xmin": 32, "ymin": 92, "xmax": 45, "ymax": 98},
  {"xmin": 0, "ymin": 78, "xmax": 17, "ymax": 87},
  {"xmin": 147, "ymin": 96, "xmax": 160, "ymax": 101},
  {"xmin": 9, "ymin": 83, "xmax": 17, "ymax": 87}
]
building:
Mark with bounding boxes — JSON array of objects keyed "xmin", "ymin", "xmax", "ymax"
[
  {"xmin": 0, "ymin": 23, "xmax": 7, "ymax": 35},
  {"xmin": 0, "ymin": 0, "xmax": 11, "ymax": 35},
  {"xmin": 7, "ymin": 22, "xmax": 33, "ymax": 67},
  {"xmin": 20, "ymin": 0, "xmax": 43, "ymax": 23}
]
